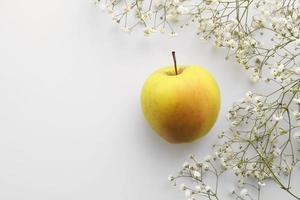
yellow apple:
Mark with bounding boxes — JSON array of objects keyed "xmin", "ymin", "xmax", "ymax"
[{"xmin": 141, "ymin": 53, "xmax": 220, "ymax": 143}]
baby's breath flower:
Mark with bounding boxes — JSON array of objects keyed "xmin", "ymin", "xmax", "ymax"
[
  {"xmin": 258, "ymin": 181, "xmax": 266, "ymax": 187},
  {"xmin": 230, "ymin": 188, "xmax": 236, "ymax": 194},
  {"xmin": 204, "ymin": 155, "xmax": 212, "ymax": 162},
  {"xmin": 192, "ymin": 170, "xmax": 201, "ymax": 178},
  {"xmin": 273, "ymin": 112, "xmax": 283, "ymax": 121},
  {"xmin": 182, "ymin": 162, "xmax": 189, "ymax": 168},
  {"xmin": 273, "ymin": 147, "xmax": 281, "ymax": 157},
  {"xmin": 240, "ymin": 188, "xmax": 248, "ymax": 198},
  {"xmin": 177, "ymin": 5, "xmax": 189, "ymax": 14},
  {"xmin": 217, "ymin": 132, "xmax": 224, "ymax": 139},
  {"xmin": 143, "ymin": 27, "xmax": 155, "ymax": 36},
  {"xmin": 251, "ymin": 74, "xmax": 260, "ymax": 82},
  {"xmin": 203, "ymin": 164, "xmax": 209, "ymax": 171},
  {"xmin": 168, "ymin": 175, "xmax": 174, "ymax": 182},
  {"xmin": 170, "ymin": 31, "xmax": 178, "ymax": 37},
  {"xmin": 204, "ymin": 185, "xmax": 211, "ymax": 192},
  {"xmin": 293, "ymin": 111, "xmax": 300, "ymax": 120},
  {"xmin": 180, "ymin": 183, "xmax": 186, "ymax": 191}
]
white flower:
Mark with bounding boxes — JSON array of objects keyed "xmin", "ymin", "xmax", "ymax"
[
  {"xmin": 273, "ymin": 112, "xmax": 283, "ymax": 121},
  {"xmin": 168, "ymin": 175, "xmax": 174, "ymax": 181},
  {"xmin": 159, "ymin": 27, "xmax": 166, "ymax": 34},
  {"xmin": 206, "ymin": 19, "xmax": 214, "ymax": 29},
  {"xmin": 177, "ymin": 5, "xmax": 189, "ymax": 14},
  {"xmin": 193, "ymin": 170, "xmax": 201, "ymax": 178},
  {"xmin": 182, "ymin": 162, "xmax": 189, "ymax": 168},
  {"xmin": 220, "ymin": 158, "xmax": 227, "ymax": 168},
  {"xmin": 271, "ymin": 68, "xmax": 279, "ymax": 77},
  {"xmin": 230, "ymin": 188, "xmax": 235, "ymax": 194},
  {"xmin": 122, "ymin": 5, "xmax": 131, "ymax": 12},
  {"xmin": 180, "ymin": 183, "xmax": 186, "ymax": 191},
  {"xmin": 254, "ymin": 95, "xmax": 263, "ymax": 103},
  {"xmin": 272, "ymin": 147, "xmax": 281, "ymax": 157},
  {"xmin": 245, "ymin": 91, "xmax": 253, "ymax": 100},
  {"xmin": 223, "ymin": 32, "xmax": 231, "ymax": 40},
  {"xmin": 217, "ymin": 132, "xmax": 224, "ymax": 139},
  {"xmin": 106, "ymin": 6, "xmax": 113, "ymax": 13},
  {"xmin": 170, "ymin": 31, "xmax": 178, "ymax": 37},
  {"xmin": 166, "ymin": 14, "xmax": 179, "ymax": 21},
  {"xmin": 233, "ymin": 166, "xmax": 240, "ymax": 174},
  {"xmin": 203, "ymin": 164, "xmax": 209, "ymax": 171},
  {"xmin": 238, "ymin": 178, "xmax": 245, "ymax": 187},
  {"xmin": 279, "ymin": 127, "xmax": 287, "ymax": 135},
  {"xmin": 205, "ymin": 185, "xmax": 211, "ymax": 192},
  {"xmin": 258, "ymin": 181, "xmax": 266, "ymax": 187},
  {"xmin": 227, "ymin": 39, "xmax": 238, "ymax": 49},
  {"xmin": 143, "ymin": 27, "xmax": 155, "ymax": 36},
  {"xmin": 293, "ymin": 111, "xmax": 300, "ymax": 120},
  {"xmin": 240, "ymin": 188, "xmax": 248, "ymax": 197},
  {"xmin": 250, "ymin": 74, "xmax": 260, "ymax": 83},
  {"xmin": 204, "ymin": 155, "xmax": 212, "ymax": 162},
  {"xmin": 276, "ymin": 63, "xmax": 284, "ymax": 72},
  {"xmin": 231, "ymin": 120, "xmax": 240, "ymax": 127}
]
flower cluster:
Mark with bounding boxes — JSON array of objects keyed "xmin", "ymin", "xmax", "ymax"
[
  {"xmin": 217, "ymin": 82, "xmax": 300, "ymax": 198},
  {"xmin": 95, "ymin": 0, "xmax": 300, "ymax": 80},
  {"xmin": 168, "ymin": 154, "xmax": 259, "ymax": 200},
  {"xmin": 168, "ymin": 155, "xmax": 221, "ymax": 200},
  {"xmin": 97, "ymin": 0, "xmax": 300, "ymax": 199}
]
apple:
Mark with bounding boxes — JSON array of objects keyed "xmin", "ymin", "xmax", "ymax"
[{"xmin": 141, "ymin": 52, "xmax": 220, "ymax": 143}]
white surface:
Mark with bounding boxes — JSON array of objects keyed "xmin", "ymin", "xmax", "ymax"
[{"xmin": 0, "ymin": 1, "xmax": 298, "ymax": 199}]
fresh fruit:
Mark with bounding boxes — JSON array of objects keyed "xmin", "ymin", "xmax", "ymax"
[{"xmin": 141, "ymin": 52, "xmax": 220, "ymax": 143}]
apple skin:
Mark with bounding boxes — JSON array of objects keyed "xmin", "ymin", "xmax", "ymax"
[{"xmin": 141, "ymin": 65, "xmax": 220, "ymax": 143}]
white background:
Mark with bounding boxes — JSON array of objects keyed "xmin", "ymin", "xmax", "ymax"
[{"xmin": 0, "ymin": 0, "xmax": 298, "ymax": 199}]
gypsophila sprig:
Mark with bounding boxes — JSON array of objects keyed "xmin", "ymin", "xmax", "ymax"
[
  {"xmin": 98, "ymin": 0, "xmax": 300, "ymax": 199},
  {"xmin": 168, "ymin": 154, "xmax": 260, "ymax": 200},
  {"xmin": 168, "ymin": 155, "xmax": 223, "ymax": 200},
  {"xmin": 96, "ymin": 0, "xmax": 300, "ymax": 79},
  {"xmin": 216, "ymin": 80, "xmax": 300, "ymax": 199}
]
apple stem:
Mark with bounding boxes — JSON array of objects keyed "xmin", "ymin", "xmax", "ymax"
[{"xmin": 172, "ymin": 51, "xmax": 178, "ymax": 75}]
